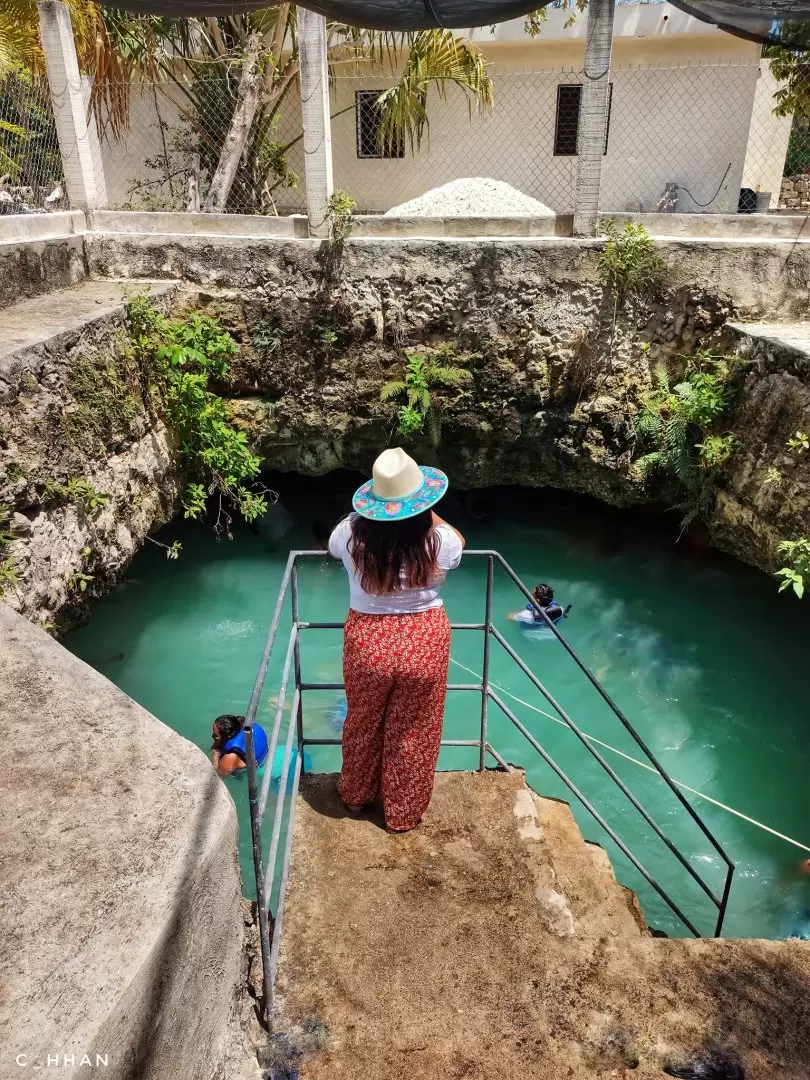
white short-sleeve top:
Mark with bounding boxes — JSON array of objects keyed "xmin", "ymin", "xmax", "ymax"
[{"xmin": 328, "ymin": 514, "xmax": 463, "ymax": 615}]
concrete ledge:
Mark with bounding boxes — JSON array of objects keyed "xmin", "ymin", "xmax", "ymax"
[
  {"xmin": 352, "ymin": 213, "xmax": 571, "ymax": 238},
  {"xmin": 0, "ymin": 235, "xmax": 87, "ymax": 310},
  {"xmin": 611, "ymin": 211, "xmax": 810, "ymax": 240},
  {"xmin": 0, "ymin": 211, "xmax": 86, "ymax": 244},
  {"xmin": 0, "ymin": 603, "xmax": 246, "ymax": 1079},
  {"xmin": 87, "ymin": 209, "xmax": 310, "ymax": 239}
]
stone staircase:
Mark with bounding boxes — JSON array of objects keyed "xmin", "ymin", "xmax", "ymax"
[
  {"xmin": 522, "ymin": 786, "xmax": 647, "ymax": 938},
  {"xmin": 274, "ymin": 768, "xmax": 810, "ymax": 1080}
]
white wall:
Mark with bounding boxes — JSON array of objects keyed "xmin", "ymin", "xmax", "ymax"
[
  {"xmin": 303, "ymin": 61, "xmax": 761, "ymax": 215},
  {"xmin": 742, "ymin": 61, "xmax": 793, "ymax": 208},
  {"xmin": 92, "ymin": 57, "xmax": 773, "ymax": 217},
  {"xmin": 95, "ymin": 86, "xmax": 187, "ymax": 210}
]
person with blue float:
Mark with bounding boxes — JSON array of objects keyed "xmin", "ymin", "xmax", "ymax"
[
  {"xmin": 211, "ymin": 713, "xmax": 269, "ymax": 778},
  {"xmin": 508, "ymin": 583, "xmax": 570, "ymax": 628}
]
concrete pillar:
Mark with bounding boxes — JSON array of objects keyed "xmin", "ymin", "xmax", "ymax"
[
  {"xmin": 37, "ymin": 0, "xmax": 105, "ymax": 209},
  {"xmin": 573, "ymin": 0, "xmax": 615, "ymax": 236},
  {"xmin": 298, "ymin": 7, "xmax": 333, "ymax": 238}
]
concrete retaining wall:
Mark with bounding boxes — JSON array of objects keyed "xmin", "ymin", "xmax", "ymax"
[
  {"xmin": 0, "ymin": 605, "xmax": 248, "ymax": 1080},
  {"xmin": 3, "ymin": 208, "xmax": 810, "ymax": 246}
]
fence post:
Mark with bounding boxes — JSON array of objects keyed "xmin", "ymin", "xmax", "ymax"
[
  {"xmin": 37, "ymin": 0, "xmax": 104, "ymax": 209},
  {"xmin": 573, "ymin": 0, "xmax": 615, "ymax": 236},
  {"xmin": 298, "ymin": 7, "xmax": 334, "ymax": 238}
]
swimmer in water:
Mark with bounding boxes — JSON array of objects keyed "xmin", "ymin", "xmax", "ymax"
[
  {"xmin": 211, "ymin": 714, "xmax": 269, "ymax": 778},
  {"xmin": 509, "ymin": 583, "xmax": 567, "ymax": 624}
]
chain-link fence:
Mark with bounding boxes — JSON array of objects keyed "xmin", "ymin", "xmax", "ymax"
[
  {"xmin": 2, "ymin": 56, "xmax": 809, "ymax": 219},
  {"xmin": 0, "ymin": 73, "xmax": 66, "ymax": 214}
]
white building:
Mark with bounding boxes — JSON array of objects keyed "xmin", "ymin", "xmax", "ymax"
[{"xmin": 95, "ymin": 3, "xmax": 792, "ymax": 216}]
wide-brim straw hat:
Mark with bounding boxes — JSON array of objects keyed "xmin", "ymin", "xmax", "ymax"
[{"xmin": 352, "ymin": 448, "xmax": 449, "ymax": 521}]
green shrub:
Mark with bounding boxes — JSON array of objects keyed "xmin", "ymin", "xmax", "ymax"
[
  {"xmin": 44, "ymin": 478, "xmax": 110, "ymax": 515},
  {"xmin": 635, "ymin": 351, "xmax": 742, "ymax": 529},
  {"xmin": 126, "ymin": 295, "xmax": 269, "ymax": 530},
  {"xmin": 597, "ymin": 220, "xmax": 666, "ymax": 307}
]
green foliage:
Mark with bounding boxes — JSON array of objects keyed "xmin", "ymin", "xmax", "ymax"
[
  {"xmin": 0, "ymin": 503, "xmax": 18, "ymax": 598},
  {"xmin": 64, "ymin": 349, "xmax": 142, "ymax": 450},
  {"xmin": 326, "ymin": 190, "xmax": 356, "ymax": 246},
  {"xmin": 764, "ymin": 466, "xmax": 782, "ymax": 487},
  {"xmin": 380, "ymin": 349, "xmax": 471, "ymax": 448},
  {"xmin": 597, "ymin": 219, "xmax": 666, "ymax": 306},
  {"xmin": 635, "ymin": 351, "xmax": 742, "ymax": 530},
  {"xmin": 787, "ymin": 430, "xmax": 809, "ymax": 454},
  {"xmin": 125, "ymin": 295, "xmax": 269, "ymax": 533},
  {"xmin": 777, "ymin": 537, "xmax": 810, "ymax": 599},
  {"xmin": 696, "ymin": 433, "xmax": 737, "ymax": 470},
  {"xmin": 2, "ymin": 461, "xmax": 25, "ymax": 484},
  {"xmin": 0, "ymin": 72, "xmax": 63, "ymax": 189},
  {"xmin": 67, "ymin": 570, "xmax": 94, "ymax": 595},
  {"xmin": 251, "ymin": 316, "xmax": 283, "ymax": 357},
  {"xmin": 44, "ymin": 477, "xmax": 110, "ymax": 515}
]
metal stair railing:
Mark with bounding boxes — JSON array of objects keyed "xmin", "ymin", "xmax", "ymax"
[{"xmin": 241, "ymin": 549, "xmax": 735, "ymax": 1023}]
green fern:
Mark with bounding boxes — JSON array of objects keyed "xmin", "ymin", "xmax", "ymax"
[
  {"xmin": 634, "ymin": 352, "xmax": 742, "ymax": 533},
  {"xmin": 379, "ymin": 349, "xmax": 471, "ymax": 448}
]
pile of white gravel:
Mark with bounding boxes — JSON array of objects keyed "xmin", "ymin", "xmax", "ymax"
[{"xmin": 384, "ymin": 177, "xmax": 555, "ymax": 218}]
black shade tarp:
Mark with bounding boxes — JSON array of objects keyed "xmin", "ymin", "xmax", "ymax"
[
  {"xmin": 670, "ymin": 1, "xmax": 810, "ymax": 47},
  {"xmin": 98, "ymin": 0, "xmax": 559, "ymax": 27}
]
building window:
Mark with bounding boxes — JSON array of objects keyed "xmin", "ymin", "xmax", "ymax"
[
  {"xmin": 355, "ymin": 90, "xmax": 404, "ymax": 159},
  {"xmin": 553, "ymin": 83, "xmax": 613, "ymax": 156}
]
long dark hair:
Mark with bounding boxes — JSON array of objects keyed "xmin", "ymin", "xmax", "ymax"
[{"xmin": 349, "ymin": 510, "xmax": 439, "ymax": 594}]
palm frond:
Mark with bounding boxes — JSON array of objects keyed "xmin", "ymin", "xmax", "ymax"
[{"xmin": 374, "ymin": 30, "xmax": 492, "ymax": 154}]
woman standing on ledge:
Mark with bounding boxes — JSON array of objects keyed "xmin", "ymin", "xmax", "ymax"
[{"xmin": 328, "ymin": 448, "xmax": 465, "ymax": 833}]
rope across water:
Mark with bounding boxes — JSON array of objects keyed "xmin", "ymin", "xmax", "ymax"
[{"xmin": 449, "ymin": 656, "xmax": 810, "ymax": 856}]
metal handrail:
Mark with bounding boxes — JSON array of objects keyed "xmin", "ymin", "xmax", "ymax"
[{"xmin": 242, "ymin": 548, "xmax": 736, "ymax": 1022}]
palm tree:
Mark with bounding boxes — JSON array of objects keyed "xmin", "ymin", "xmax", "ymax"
[
  {"xmin": 2, "ymin": 5, "xmax": 494, "ymax": 214},
  {"xmin": 134, "ymin": 10, "xmax": 495, "ymax": 213},
  {"xmin": 0, "ymin": 0, "xmax": 134, "ymax": 139}
]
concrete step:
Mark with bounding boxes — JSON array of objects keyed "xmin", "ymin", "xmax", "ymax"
[
  {"xmin": 527, "ymin": 788, "xmax": 648, "ymax": 938},
  {"xmin": 0, "ymin": 278, "xmax": 177, "ymax": 364},
  {"xmin": 726, "ymin": 319, "xmax": 810, "ymax": 361}
]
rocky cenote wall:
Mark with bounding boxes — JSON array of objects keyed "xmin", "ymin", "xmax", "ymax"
[
  {"xmin": 88, "ymin": 231, "xmax": 810, "ymax": 580},
  {"xmin": 2, "ymin": 231, "xmax": 810, "ymax": 628}
]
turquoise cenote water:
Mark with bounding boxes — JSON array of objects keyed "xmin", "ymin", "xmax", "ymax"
[{"xmin": 66, "ymin": 475, "xmax": 810, "ymax": 939}]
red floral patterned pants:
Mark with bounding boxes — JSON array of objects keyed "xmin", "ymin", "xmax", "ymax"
[{"xmin": 338, "ymin": 607, "xmax": 451, "ymax": 831}]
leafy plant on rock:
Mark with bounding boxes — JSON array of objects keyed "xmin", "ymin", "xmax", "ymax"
[
  {"xmin": 597, "ymin": 219, "xmax": 666, "ymax": 308},
  {"xmin": 0, "ymin": 503, "xmax": 18, "ymax": 598},
  {"xmin": 597, "ymin": 219, "xmax": 666, "ymax": 368},
  {"xmin": 777, "ymin": 538, "xmax": 810, "ymax": 599},
  {"xmin": 126, "ymin": 295, "xmax": 271, "ymax": 536},
  {"xmin": 380, "ymin": 349, "xmax": 471, "ymax": 448},
  {"xmin": 43, "ymin": 477, "xmax": 110, "ymax": 515},
  {"xmin": 634, "ymin": 351, "xmax": 742, "ymax": 532}
]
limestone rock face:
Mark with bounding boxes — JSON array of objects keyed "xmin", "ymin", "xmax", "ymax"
[
  {"xmin": 711, "ymin": 325, "xmax": 810, "ymax": 572},
  {"xmin": 0, "ymin": 282, "xmax": 181, "ymax": 628},
  {"xmin": 0, "ymin": 604, "xmax": 250, "ymax": 1080}
]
